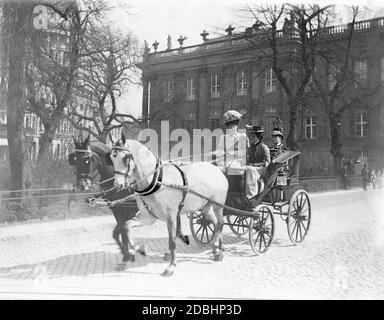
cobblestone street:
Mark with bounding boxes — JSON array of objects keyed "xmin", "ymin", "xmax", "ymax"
[{"xmin": 0, "ymin": 188, "xmax": 383, "ymax": 299}]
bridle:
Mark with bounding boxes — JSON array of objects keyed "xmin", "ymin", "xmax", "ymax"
[
  {"xmin": 110, "ymin": 145, "xmax": 135, "ymax": 187},
  {"xmin": 72, "ymin": 148, "xmax": 103, "ymax": 183}
]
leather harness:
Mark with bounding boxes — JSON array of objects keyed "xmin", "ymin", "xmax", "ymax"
[{"xmin": 136, "ymin": 160, "xmax": 188, "ymax": 221}]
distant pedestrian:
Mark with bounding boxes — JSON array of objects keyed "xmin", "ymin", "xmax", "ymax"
[
  {"xmin": 340, "ymin": 164, "xmax": 349, "ymax": 190},
  {"xmin": 370, "ymin": 168, "xmax": 377, "ymax": 189},
  {"xmin": 361, "ymin": 164, "xmax": 369, "ymax": 191}
]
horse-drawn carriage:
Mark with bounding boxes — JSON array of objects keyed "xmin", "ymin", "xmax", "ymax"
[
  {"xmin": 69, "ymin": 135, "xmax": 311, "ymax": 276},
  {"xmin": 189, "ymin": 150, "xmax": 311, "ymax": 255}
]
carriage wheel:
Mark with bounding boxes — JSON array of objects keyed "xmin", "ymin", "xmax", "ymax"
[
  {"xmin": 249, "ymin": 205, "xmax": 274, "ymax": 255},
  {"xmin": 189, "ymin": 211, "xmax": 216, "ymax": 246},
  {"xmin": 287, "ymin": 190, "xmax": 311, "ymax": 244},
  {"xmin": 226, "ymin": 215, "xmax": 250, "ymax": 237}
]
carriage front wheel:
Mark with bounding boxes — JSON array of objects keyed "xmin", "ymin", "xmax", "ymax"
[
  {"xmin": 189, "ymin": 211, "xmax": 216, "ymax": 246},
  {"xmin": 226, "ymin": 215, "xmax": 251, "ymax": 237},
  {"xmin": 287, "ymin": 190, "xmax": 311, "ymax": 244},
  {"xmin": 249, "ymin": 205, "xmax": 274, "ymax": 255}
]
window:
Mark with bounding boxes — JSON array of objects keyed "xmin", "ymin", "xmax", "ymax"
[
  {"xmin": 354, "ymin": 60, "xmax": 368, "ymax": 88},
  {"xmin": 237, "ymin": 71, "xmax": 248, "ymax": 95},
  {"xmin": 210, "ymin": 74, "xmax": 220, "ymax": 98},
  {"xmin": 328, "ymin": 64, "xmax": 339, "ymax": 90},
  {"xmin": 355, "ymin": 112, "xmax": 368, "ymax": 137},
  {"xmin": 305, "ymin": 115, "xmax": 317, "ymax": 139},
  {"xmin": 0, "ymin": 110, "xmax": 6, "ymax": 125},
  {"xmin": 163, "ymin": 80, "xmax": 171, "ymax": 103},
  {"xmin": 186, "ymin": 77, "xmax": 196, "ymax": 100},
  {"xmin": 264, "ymin": 67, "xmax": 276, "ymax": 93},
  {"xmin": 24, "ymin": 114, "xmax": 31, "ymax": 128},
  {"xmin": 265, "ymin": 115, "xmax": 277, "ymax": 137}
]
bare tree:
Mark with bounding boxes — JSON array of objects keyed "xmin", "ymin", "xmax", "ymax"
[
  {"xmin": 309, "ymin": 6, "xmax": 383, "ymax": 173},
  {"xmin": 67, "ymin": 24, "xmax": 141, "ymax": 142},
  {"xmin": 240, "ymin": 3, "xmax": 332, "ymax": 151},
  {"xmin": 25, "ymin": 0, "xmax": 107, "ymax": 162}
]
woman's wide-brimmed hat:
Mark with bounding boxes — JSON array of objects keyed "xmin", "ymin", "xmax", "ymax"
[
  {"xmin": 246, "ymin": 124, "xmax": 265, "ymax": 133},
  {"xmin": 223, "ymin": 110, "xmax": 242, "ymax": 124}
]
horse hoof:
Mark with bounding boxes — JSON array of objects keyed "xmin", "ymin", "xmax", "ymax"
[
  {"xmin": 214, "ymin": 251, "xmax": 224, "ymax": 262},
  {"xmin": 163, "ymin": 252, "xmax": 171, "ymax": 261},
  {"xmin": 123, "ymin": 254, "xmax": 135, "ymax": 263},
  {"xmin": 138, "ymin": 245, "xmax": 146, "ymax": 256},
  {"xmin": 183, "ymin": 235, "xmax": 190, "ymax": 245},
  {"xmin": 115, "ymin": 263, "xmax": 128, "ymax": 271},
  {"xmin": 161, "ymin": 268, "xmax": 174, "ymax": 277}
]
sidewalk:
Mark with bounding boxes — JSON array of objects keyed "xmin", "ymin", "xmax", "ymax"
[{"xmin": 0, "ymin": 187, "xmax": 366, "ymax": 240}]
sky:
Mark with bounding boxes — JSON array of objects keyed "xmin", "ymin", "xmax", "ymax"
[{"xmin": 105, "ymin": 0, "xmax": 384, "ymax": 118}]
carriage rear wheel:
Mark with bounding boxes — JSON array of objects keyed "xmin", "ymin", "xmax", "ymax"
[
  {"xmin": 189, "ymin": 211, "xmax": 216, "ymax": 246},
  {"xmin": 287, "ymin": 190, "xmax": 311, "ymax": 244},
  {"xmin": 249, "ymin": 205, "xmax": 274, "ymax": 255},
  {"xmin": 226, "ymin": 215, "xmax": 251, "ymax": 237}
]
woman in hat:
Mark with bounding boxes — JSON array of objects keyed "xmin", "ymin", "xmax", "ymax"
[
  {"xmin": 215, "ymin": 110, "xmax": 249, "ymax": 171},
  {"xmin": 245, "ymin": 125, "xmax": 270, "ymax": 198},
  {"xmin": 270, "ymin": 126, "xmax": 288, "ymax": 160}
]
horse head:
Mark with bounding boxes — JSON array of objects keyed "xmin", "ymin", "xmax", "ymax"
[
  {"xmin": 109, "ymin": 132, "xmax": 156, "ymax": 190},
  {"xmin": 69, "ymin": 134, "xmax": 112, "ymax": 191}
]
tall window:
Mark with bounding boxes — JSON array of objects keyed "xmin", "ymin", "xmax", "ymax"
[
  {"xmin": 305, "ymin": 114, "xmax": 317, "ymax": 139},
  {"xmin": 354, "ymin": 60, "xmax": 368, "ymax": 88},
  {"xmin": 355, "ymin": 112, "xmax": 368, "ymax": 137},
  {"xmin": 186, "ymin": 77, "xmax": 196, "ymax": 100},
  {"xmin": 264, "ymin": 67, "xmax": 276, "ymax": 93},
  {"xmin": 210, "ymin": 73, "xmax": 220, "ymax": 98},
  {"xmin": 24, "ymin": 114, "xmax": 31, "ymax": 128},
  {"xmin": 0, "ymin": 110, "xmax": 6, "ymax": 125},
  {"xmin": 265, "ymin": 115, "xmax": 277, "ymax": 137},
  {"xmin": 163, "ymin": 80, "xmax": 171, "ymax": 103},
  {"xmin": 237, "ymin": 71, "xmax": 248, "ymax": 95}
]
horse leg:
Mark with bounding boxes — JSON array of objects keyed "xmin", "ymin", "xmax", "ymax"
[
  {"xmin": 176, "ymin": 214, "xmax": 190, "ymax": 245},
  {"xmin": 211, "ymin": 205, "xmax": 225, "ymax": 262},
  {"xmin": 162, "ymin": 218, "xmax": 177, "ymax": 277},
  {"xmin": 113, "ymin": 223, "xmax": 135, "ymax": 271},
  {"xmin": 126, "ymin": 218, "xmax": 146, "ymax": 256}
]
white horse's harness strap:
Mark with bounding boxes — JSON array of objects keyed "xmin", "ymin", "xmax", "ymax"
[{"xmin": 135, "ymin": 158, "xmax": 163, "ymax": 196}]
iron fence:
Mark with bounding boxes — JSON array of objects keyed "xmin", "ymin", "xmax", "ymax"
[{"xmin": 0, "ymin": 187, "xmax": 109, "ymax": 225}]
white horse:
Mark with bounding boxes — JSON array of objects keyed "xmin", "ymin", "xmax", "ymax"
[{"xmin": 109, "ymin": 134, "xmax": 229, "ymax": 276}]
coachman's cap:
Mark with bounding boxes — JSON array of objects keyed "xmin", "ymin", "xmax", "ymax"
[
  {"xmin": 223, "ymin": 110, "xmax": 242, "ymax": 124},
  {"xmin": 271, "ymin": 126, "xmax": 284, "ymax": 139},
  {"xmin": 246, "ymin": 124, "xmax": 265, "ymax": 133}
]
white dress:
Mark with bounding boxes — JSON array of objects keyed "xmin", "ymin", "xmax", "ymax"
[{"xmin": 216, "ymin": 130, "xmax": 249, "ymax": 173}]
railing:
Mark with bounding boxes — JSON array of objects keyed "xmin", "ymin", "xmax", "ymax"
[
  {"xmin": 327, "ymin": 24, "xmax": 346, "ymax": 35},
  {"xmin": 147, "ymin": 16, "xmax": 384, "ymax": 61},
  {"xmin": 355, "ymin": 20, "xmax": 371, "ymax": 30},
  {"xmin": 0, "ymin": 187, "xmax": 108, "ymax": 225}
]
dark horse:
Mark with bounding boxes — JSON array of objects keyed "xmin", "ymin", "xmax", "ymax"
[{"xmin": 68, "ymin": 135, "xmax": 189, "ymax": 270}]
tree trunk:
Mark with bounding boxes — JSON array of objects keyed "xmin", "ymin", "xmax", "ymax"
[
  {"xmin": 329, "ymin": 116, "xmax": 343, "ymax": 175},
  {"xmin": 37, "ymin": 121, "xmax": 59, "ymax": 163},
  {"xmin": 286, "ymin": 103, "xmax": 300, "ymax": 178},
  {"xmin": 5, "ymin": 2, "xmax": 33, "ymax": 194}
]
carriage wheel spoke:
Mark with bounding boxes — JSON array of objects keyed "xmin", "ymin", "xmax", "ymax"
[
  {"xmin": 297, "ymin": 221, "xmax": 303, "ymax": 241},
  {"xmin": 207, "ymin": 224, "xmax": 214, "ymax": 234},
  {"xmin": 295, "ymin": 220, "xmax": 300, "ymax": 241},
  {"xmin": 299, "ymin": 219, "xmax": 307, "ymax": 233},
  {"xmin": 195, "ymin": 224, "xmax": 203, "ymax": 236}
]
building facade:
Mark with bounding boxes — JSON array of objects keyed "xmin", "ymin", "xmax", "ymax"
[{"xmin": 138, "ymin": 17, "xmax": 384, "ymax": 170}]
